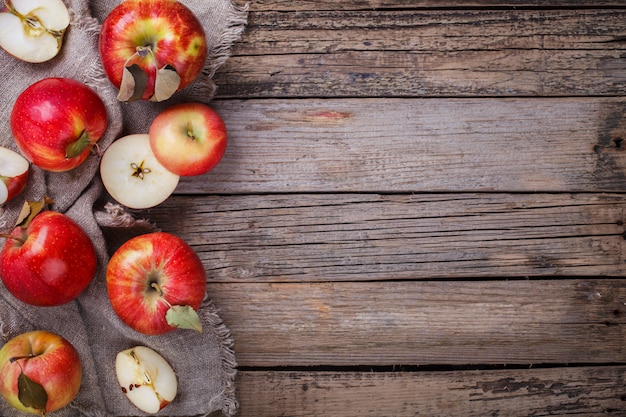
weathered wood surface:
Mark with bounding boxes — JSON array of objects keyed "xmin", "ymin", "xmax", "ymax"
[
  {"xmin": 249, "ymin": 1, "xmax": 626, "ymax": 10},
  {"xmin": 189, "ymin": 1, "xmax": 626, "ymax": 415},
  {"xmin": 145, "ymin": 194, "xmax": 626, "ymax": 280},
  {"xmin": 179, "ymin": 98, "xmax": 626, "ymax": 193},
  {"xmin": 204, "ymin": 279, "xmax": 626, "ymax": 367},
  {"xmin": 214, "ymin": 8, "xmax": 626, "ymax": 98},
  {"xmin": 235, "ymin": 367, "xmax": 626, "ymax": 416}
]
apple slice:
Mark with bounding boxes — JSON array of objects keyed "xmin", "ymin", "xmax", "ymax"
[
  {"xmin": 0, "ymin": 146, "xmax": 30, "ymax": 204},
  {"xmin": 100, "ymin": 134, "xmax": 179, "ymax": 209},
  {"xmin": 115, "ymin": 346, "xmax": 177, "ymax": 414},
  {"xmin": 0, "ymin": 0, "xmax": 70, "ymax": 63}
]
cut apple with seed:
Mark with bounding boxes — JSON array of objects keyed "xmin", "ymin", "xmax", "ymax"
[
  {"xmin": 0, "ymin": 0, "xmax": 71, "ymax": 63},
  {"xmin": 100, "ymin": 134, "xmax": 179, "ymax": 209},
  {"xmin": 115, "ymin": 346, "xmax": 177, "ymax": 414},
  {"xmin": 0, "ymin": 146, "xmax": 30, "ymax": 204}
]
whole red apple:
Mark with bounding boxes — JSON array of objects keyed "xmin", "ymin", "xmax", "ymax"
[
  {"xmin": 99, "ymin": 0, "xmax": 208, "ymax": 102},
  {"xmin": 0, "ymin": 210, "xmax": 98, "ymax": 307},
  {"xmin": 0, "ymin": 146, "xmax": 29, "ymax": 205},
  {"xmin": 149, "ymin": 102, "xmax": 227, "ymax": 176},
  {"xmin": 10, "ymin": 77, "xmax": 108, "ymax": 172},
  {"xmin": 106, "ymin": 231, "xmax": 206, "ymax": 335},
  {"xmin": 0, "ymin": 330, "xmax": 82, "ymax": 415}
]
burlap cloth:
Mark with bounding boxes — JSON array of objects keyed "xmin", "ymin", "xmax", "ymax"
[{"xmin": 0, "ymin": 0, "xmax": 248, "ymax": 415}]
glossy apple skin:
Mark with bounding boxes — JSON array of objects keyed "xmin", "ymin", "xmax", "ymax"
[
  {"xmin": 149, "ymin": 102, "xmax": 227, "ymax": 176},
  {"xmin": 0, "ymin": 330, "xmax": 82, "ymax": 415},
  {"xmin": 99, "ymin": 0, "xmax": 207, "ymax": 101},
  {"xmin": 0, "ymin": 211, "xmax": 98, "ymax": 307},
  {"xmin": 10, "ymin": 78, "xmax": 108, "ymax": 172},
  {"xmin": 1, "ymin": 170, "xmax": 29, "ymax": 204},
  {"xmin": 106, "ymin": 232, "xmax": 206, "ymax": 335}
]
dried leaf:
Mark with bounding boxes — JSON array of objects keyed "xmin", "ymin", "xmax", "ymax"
[
  {"xmin": 16, "ymin": 197, "xmax": 54, "ymax": 228},
  {"xmin": 118, "ymin": 64, "xmax": 148, "ymax": 102},
  {"xmin": 151, "ymin": 64, "xmax": 180, "ymax": 102},
  {"xmin": 18, "ymin": 371, "xmax": 47, "ymax": 414},
  {"xmin": 166, "ymin": 305, "xmax": 203, "ymax": 332}
]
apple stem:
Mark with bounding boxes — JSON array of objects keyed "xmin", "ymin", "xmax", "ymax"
[
  {"xmin": 151, "ymin": 283, "xmax": 172, "ymax": 308},
  {"xmin": 10, "ymin": 354, "xmax": 36, "ymax": 363},
  {"xmin": 0, "ymin": 233, "xmax": 25, "ymax": 245}
]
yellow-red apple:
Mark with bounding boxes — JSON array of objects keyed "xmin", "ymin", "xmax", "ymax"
[
  {"xmin": 0, "ymin": 330, "xmax": 82, "ymax": 415},
  {"xmin": 106, "ymin": 232, "xmax": 206, "ymax": 335},
  {"xmin": 149, "ymin": 102, "xmax": 227, "ymax": 176},
  {"xmin": 98, "ymin": 0, "xmax": 208, "ymax": 102}
]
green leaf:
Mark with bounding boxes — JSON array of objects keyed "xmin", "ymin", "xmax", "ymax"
[
  {"xmin": 18, "ymin": 371, "xmax": 47, "ymax": 414},
  {"xmin": 166, "ymin": 305, "xmax": 203, "ymax": 333}
]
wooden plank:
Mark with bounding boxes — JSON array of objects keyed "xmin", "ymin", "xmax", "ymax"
[
  {"xmin": 247, "ymin": 1, "xmax": 626, "ymax": 11},
  {"xmin": 214, "ymin": 9, "xmax": 626, "ymax": 98},
  {"xmin": 144, "ymin": 193, "xmax": 626, "ymax": 281},
  {"xmin": 207, "ymin": 280, "xmax": 626, "ymax": 367},
  {"xmin": 179, "ymin": 98, "xmax": 626, "ymax": 193},
  {"xmin": 235, "ymin": 367, "xmax": 626, "ymax": 416}
]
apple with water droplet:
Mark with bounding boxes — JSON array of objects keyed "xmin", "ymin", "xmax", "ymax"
[
  {"xmin": 10, "ymin": 77, "xmax": 108, "ymax": 172},
  {"xmin": 99, "ymin": 0, "xmax": 208, "ymax": 102},
  {"xmin": 0, "ymin": 330, "xmax": 82, "ymax": 415},
  {"xmin": 106, "ymin": 231, "xmax": 206, "ymax": 335},
  {"xmin": 0, "ymin": 0, "xmax": 70, "ymax": 63},
  {"xmin": 0, "ymin": 147, "xmax": 29, "ymax": 205}
]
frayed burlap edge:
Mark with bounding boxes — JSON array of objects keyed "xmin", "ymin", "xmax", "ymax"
[
  {"xmin": 201, "ymin": 297, "xmax": 239, "ymax": 417},
  {"xmin": 188, "ymin": 0, "xmax": 249, "ymax": 100}
]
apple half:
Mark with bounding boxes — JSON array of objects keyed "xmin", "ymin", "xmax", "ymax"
[
  {"xmin": 115, "ymin": 346, "xmax": 177, "ymax": 414},
  {"xmin": 0, "ymin": 146, "xmax": 30, "ymax": 204},
  {"xmin": 0, "ymin": 0, "xmax": 70, "ymax": 63},
  {"xmin": 100, "ymin": 134, "xmax": 179, "ymax": 209}
]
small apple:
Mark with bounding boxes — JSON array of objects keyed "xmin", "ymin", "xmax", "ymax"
[
  {"xmin": 0, "ymin": 0, "xmax": 70, "ymax": 63},
  {"xmin": 115, "ymin": 346, "xmax": 177, "ymax": 414},
  {"xmin": 106, "ymin": 231, "xmax": 206, "ymax": 335},
  {"xmin": 0, "ymin": 146, "xmax": 29, "ymax": 205},
  {"xmin": 99, "ymin": 0, "xmax": 208, "ymax": 102},
  {"xmin": 0, "ymin": 330, "xmax": 82, "ymax": 415},
  {"xmin": 0, "ymin": 202, "xmax": 98, "ymax": 307},
  {"xmin": 10, "ymin": 77, "xmax": 109, "ymax": 172},
  {"xmin": 148, "ymin": 102, "xmax": 227, "ymax": 176},
  {"xmin": 100, "ymin": 134, "xmax": 180, "ymax": 210}
]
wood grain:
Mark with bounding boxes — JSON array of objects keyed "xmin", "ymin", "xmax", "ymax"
[
  {"xmin": 176, "ymin": 98, "xmax": 626, "ymax": 194},
  {"xmin": 214, "ymin": 9, "xmax": 626, "ymax": 98},
  {"xmin": 142, "ymin": 193, "xmax": 626, "ymax": 281},
  {"xmin": 235, "ymin": 367, "xmax": 626, "ymax": 416},
  {"xmin": 208, "ymin": 279, "xmax": 626, "ymax": 367},
  {"xmin": 247, "ymin": 1, "xmax": 626, "ymax": 11}
]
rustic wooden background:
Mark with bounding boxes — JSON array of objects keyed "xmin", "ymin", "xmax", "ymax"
[{"xmin": 144, "ymin": 1, "xmax": 626, "ymax": 415}]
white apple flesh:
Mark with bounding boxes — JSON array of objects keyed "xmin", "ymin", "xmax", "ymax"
[
  {"xmin": 100, "ymin": 134, "xmax": 179, "ymax": 209},
  {"xmin": 0, "ymin": 0, "xmax": 70, "ymax": 63},
  {"xmin": 0, "ymin": 146, "xmax": 29, "ymax": 204},
  {"xmin": 115, "ymin": 346, "xmax": 177, "ymax": 414}
]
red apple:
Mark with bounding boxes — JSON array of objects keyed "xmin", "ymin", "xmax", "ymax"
[
  {"xmin": 99, "ymin": 0, "xmax": 208, "ymax": 102},
  {"xmin": 0, "ymin": 207, "xmax": 98, "ymax": 307},
  {"xmin": 0, "ymin": 0, "xmax": 70, "ymax": 63},
  {"xmin": 0, "ymin": 330, "xmax": 82, "ymax": 415},
  {"xmin": 149, "ymin": 102, "xmax": 227, "ymax": 176},
  {"xmin": 0, "ymin": 146, "xmax": 29, "ymax": 205},
  {"xmin": 10, "ymin": 77, "xmax": 108, "ymax": 172},
  {"xmin": 106, "ymin": 232, "xmax": 206, "ymax": 335}
]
